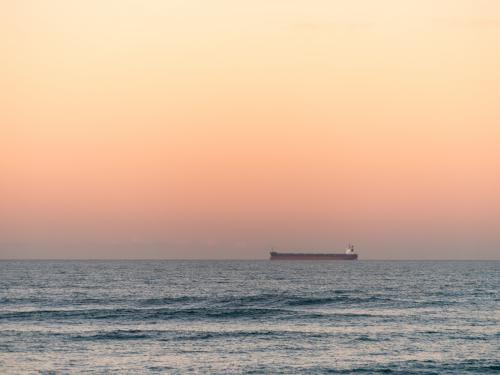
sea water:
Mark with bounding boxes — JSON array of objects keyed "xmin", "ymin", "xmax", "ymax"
[{"xmin": 0, "ymin": 260, "xmax": 498, "ymax": 374}]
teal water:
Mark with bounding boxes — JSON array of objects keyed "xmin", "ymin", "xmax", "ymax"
[{"xmin": 0, "ymin": 260, "xmax": 498, "ymax": 374}]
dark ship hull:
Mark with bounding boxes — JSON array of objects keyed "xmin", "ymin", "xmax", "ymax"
[{"xmin": 270, "ymin": 252, "xmax": 358, "ymax": 260}]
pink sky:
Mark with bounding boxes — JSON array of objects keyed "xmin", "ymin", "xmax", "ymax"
[{"xmin": 1, "ymin": 1, "xmax": 499, "ymax": 259}]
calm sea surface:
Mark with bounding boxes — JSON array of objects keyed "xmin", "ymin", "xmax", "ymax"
[{"xmin": 0, "ymin": 260, "xmax": 498, "ymax": 374}]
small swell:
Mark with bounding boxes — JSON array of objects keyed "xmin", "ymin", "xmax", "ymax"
[
  {"xmin": 74, "ymin": 330, "xmax": 150, "ymax": 341},
  {"xmin": 173, "ymin": 330, "xmax": 330, "ymax": 341},
  {"xmin": 285, "ymin": 295, "xmax": 389, "ymax": 306},
  {"xmin": 150, "ymin": 307, "xmax": 292, "ymax": 320},
  {"xmin": 174, "ymin": 330, "xmax": 276, "ymax": 341},
  {"xmin": 138, "ymin": 296, "xmax": 202, "ymax": 306},
  {"xmin": 326, "ymin": 368, "xmax": 394, "ymax": 374}
]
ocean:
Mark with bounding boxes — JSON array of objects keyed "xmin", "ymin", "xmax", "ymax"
[{"xmin": 0, "ymin": 260, "xmax": 498, "ymax": 374}]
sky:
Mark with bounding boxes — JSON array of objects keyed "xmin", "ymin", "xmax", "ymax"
[{"xmin": 1, "ymin": 0, "xmax": 499, "ymax": 259}]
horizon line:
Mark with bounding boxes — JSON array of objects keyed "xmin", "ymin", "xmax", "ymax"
[{"xmin": 0, "ymin": 258, "xmax": 498, "ymax": 262}]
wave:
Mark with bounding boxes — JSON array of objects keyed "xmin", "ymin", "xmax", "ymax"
[
  {"xmin": 0, "ymin": 305, "xmax": 383, "ymax": 322},
  {"xmin": 140, "ymin": 293, "xmax": 390, "ymax": 307},
  {"xmin": 27, "ymin": 328, "xmax": 340, "ymax": 343},
  {"xmin": 68, "ymin": 328, "xmax": 336, "ymax": 342},
  {"xmin": 1, "ymin": 293, "xmax": 394, "ymax": 311},
  {"xmin": 312, "ymin": 361, "xmax": 500, "ymax": 374}
]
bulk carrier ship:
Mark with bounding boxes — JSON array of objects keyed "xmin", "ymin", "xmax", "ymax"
[{"xmin": 270, "ymin": 245, "xmax": 358, "ymax": 260}]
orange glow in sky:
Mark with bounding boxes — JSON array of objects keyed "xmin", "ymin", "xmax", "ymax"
[{"xmin": 1, "ymin": 1, "xmax": 499, "ymax": 259}]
